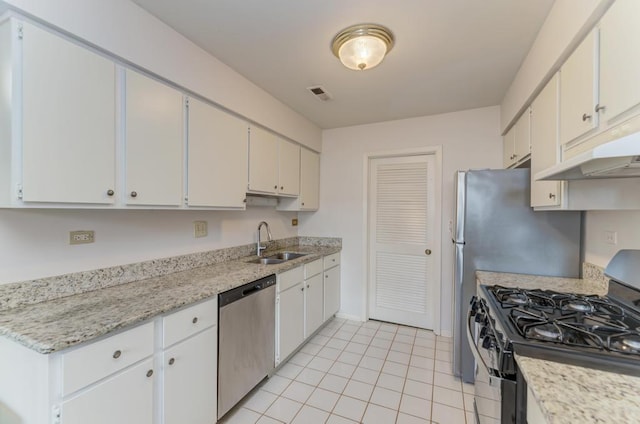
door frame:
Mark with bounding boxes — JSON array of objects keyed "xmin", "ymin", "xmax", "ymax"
[{"xmin": 362, "ymin": 146, "xmax": 443, "ymax": 334}]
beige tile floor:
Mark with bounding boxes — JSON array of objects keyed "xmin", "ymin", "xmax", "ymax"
[{"xmin": 220, "ymin": 318, "xmax": 475, "ymax": 424}]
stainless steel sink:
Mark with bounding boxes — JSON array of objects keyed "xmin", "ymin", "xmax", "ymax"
[
  {"xmin": 267, "ymin": 252, "xmax": 307, "ymax": 261},
  {"xmin": 248, "ymin": 258, "xmax": 286, "ymax": 265},
  {"xmin": 247, "ymin": 252, "xmax": 307, "ymax": 265}
]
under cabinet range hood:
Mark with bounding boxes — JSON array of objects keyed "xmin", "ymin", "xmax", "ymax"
[{"xmin": 536, "ymin": 132, "xmax": 640, "ymax": 180}]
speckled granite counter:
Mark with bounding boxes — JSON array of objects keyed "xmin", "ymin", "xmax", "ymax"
[
  {"xmin": 516, "ymin": 356, "xmax": 640, "ymax": 424},
  {"xmin": 476, "ymin": 270, "xmax": 608, "ymax": 296},
  {"xmin": 0, "ymin": 244, "xmax": 340, "ymax": 354},
  {"xmin": 477, "ymin": 270, "xmax": 640, "ymax": 424}
]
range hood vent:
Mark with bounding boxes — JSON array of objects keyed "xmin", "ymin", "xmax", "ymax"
[{"xmin": 535, "ymin": 131, "xmax": 640, "ymax": 180}]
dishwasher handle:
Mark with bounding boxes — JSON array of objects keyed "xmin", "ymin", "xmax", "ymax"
[{"xmin": 219, "ymin": 274, "xmax": 276, "ymax": 307}]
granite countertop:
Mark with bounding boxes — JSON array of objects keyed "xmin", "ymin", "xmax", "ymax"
[
  {"xmin": 0, "ymin": 245, "xmax": 340, "ymax": 354},
  {"xmin": 476, "ymin": 270, "xmax": 640, "ymax": 423}
]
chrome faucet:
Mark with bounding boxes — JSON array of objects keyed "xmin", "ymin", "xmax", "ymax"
[{"xmin": 257, "ymin": 221, "xmax": 272, "ymax": 257}]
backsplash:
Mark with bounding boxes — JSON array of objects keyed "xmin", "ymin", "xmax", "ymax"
[{"xmin": 0, "ymin": 236, "xmax": 341, "ymax": 311}]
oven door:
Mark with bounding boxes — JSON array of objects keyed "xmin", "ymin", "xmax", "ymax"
[{"xmin": 467, "ymin": 297, "xmax": 513, "ymax": 424}]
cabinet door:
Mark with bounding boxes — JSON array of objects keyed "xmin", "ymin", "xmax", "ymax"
[
  {"xmin": 599, "ymin": 0, "xmax": 640, "ymax": 123},
  {"xmin": 187, "ymin": 98, "xmax": 248, "ymax": 208},
  {"xmin": 278, "ymin": 283, "xmax": 304, "ymax": 362},
  {"xmin": 531, "ymin": 75, "xmax": 561, "ymax": 208},
  {"xmin": 125, "ymin": 70, "xmax": 183, "ymax": 206},
  {"xmin": 164, "ymin": 326, "xmax": 217, "ymax": 424},
  {"xmin": 323, "ymin": 266, "xmax": 341, "ymax": 321},
  {"xmin": 248, "ymin": 126, "xmax": 278, "ymax": 194},
  {"xmin": 21, "ymin": 22, "xmax": 116, "ymax": 204},
  {"xmin": 278, "ymin": 139, "xmax": 300, "ymax": 196},
  {"xmin": 300, "ymin": 148, "xmax": 320, "ymax": 210},
  {"xmin": 61, "ymin": 359, "xmax": 153, "ymax": 424},
  {"xmin": 304, "ymin": 274, "xmax": 324, "ymax": 338},
  {"xmin": 502, "ymin": 127, "xmax": 515, "ymax": 168},
  {"xmin": 560, "ymin": 30, "xmax": 598, "ymax": 145},
  {"xmin": 513, "ymin": 108, "xmax": 531, "ymax": 162}
]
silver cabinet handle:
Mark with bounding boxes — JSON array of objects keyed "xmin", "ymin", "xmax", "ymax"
[
  {"xmin": 425, "ymin": 249, "xmax": 432, "ymax": 255},
  {"xmin": 107, "ymin": 189, "xmax": 114, "ymax": 196},
  {"xmin": 168, "ymin": 358, "xmax": 175, "ymax": 365},
  {"xmin": 113, "ymin": 350, "xmax": 122, "ymax": 359},
  {"xmin": 582, "ymin": 113, "xmax": 592, "ymax": 121},
  {"xmin": 192, "ymin": 317, "xmax": 198, "ymax": 324},
  {"xmin": 549, "ymin": 193, "xmax": 556, "ymax": 199},
  {"xmin": 130, "ymin": 191, "xmax": 138, "ymax": 198},
  {"xmin": 146, "ymin": 369, "xmax": 153, "ymax": 378},
  {"xmin": 595, "ymin": 104, "xmax": 606, "ymax": 113}
]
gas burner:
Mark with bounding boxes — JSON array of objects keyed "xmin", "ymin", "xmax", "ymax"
[
  {"xmin": 528, "ymin": 324, "xmax": 562, "ymax": 341},
  {"xmin": 506, "ymin": 293, "xmax": 528, "ymax": 305},
  {"xmin": 610, "ymin": 333, "xmax": 640, "ymax": 354},
  {"xmin": 562, "ymin": 300, "xmax": 594, "ymax": 313}
]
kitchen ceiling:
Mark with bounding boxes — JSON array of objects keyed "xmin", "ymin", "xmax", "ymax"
[{"xmin": 131, "ymin": 0, "xmax": 554, "ymax": 129}]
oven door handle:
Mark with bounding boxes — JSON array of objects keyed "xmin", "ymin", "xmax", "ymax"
[{"xmin": 466, "ymin": 297, "xmax": 494, "ymax": 377}]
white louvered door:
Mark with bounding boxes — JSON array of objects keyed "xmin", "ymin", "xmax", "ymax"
[{"xmin": 368, "ymin": 155, "xmax": 436, "ymax": 329}]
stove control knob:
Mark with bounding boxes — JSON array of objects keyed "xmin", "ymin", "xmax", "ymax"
[
  {"xmin": 480, "ymin": 326, "xmax": 489, "ymax": 338},
  {"xmin": 482, "ymin": 334, "xmax": 495, "ymax": 349}
]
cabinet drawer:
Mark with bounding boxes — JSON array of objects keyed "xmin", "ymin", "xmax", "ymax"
[
  {"xmin": 163, "ymin": 297, "xmax": 218, "ymax": 348},
  {"xmin": 323, "ymin": 253, "xmax": 340, "ymax": 269},
  {"xmin": 278, "ymin": 266, "xmax": 304, "ymax": 292},
  {"xmin": 305, "ymin": 259, "xmax": 323, "ymax": 279},
  {"xmin": 62, "ymin": 322, "xmax": 154, "ymax": 396}
]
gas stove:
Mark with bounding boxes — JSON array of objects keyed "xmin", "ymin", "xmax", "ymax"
[{"xmin": 476, "ymin": 250, "xmax": 640, "ymax": 377}]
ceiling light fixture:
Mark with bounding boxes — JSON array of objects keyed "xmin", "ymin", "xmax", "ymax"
[{"xmin": 331, "ymin": 23, "xmax": 395, "ymax": 71}]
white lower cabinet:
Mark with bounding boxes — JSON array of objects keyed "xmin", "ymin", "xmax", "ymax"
[
  {"xmin": 162, "ymin": 326, "xmax": 217, "ymax": 424},
  {"xmin": 277, "ymin": 280, "xmax": 305, "ymax": 365},
  {"xmin": 275, "ymin": 253, "xmax": 341, "ymax": 366},
  {"xmin": 62, "ymin": 358, "xmax": 154, "ymax": 424}
]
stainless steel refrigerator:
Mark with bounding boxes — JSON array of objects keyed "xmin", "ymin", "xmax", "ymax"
[{"xmin": 452, "ymin": 169, "xmax": 581, "ymax": 383}]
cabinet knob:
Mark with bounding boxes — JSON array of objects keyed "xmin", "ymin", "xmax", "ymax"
[
  {"xmin": 130, "ymin": 191, "xmax": 138, "ymax": 198},
  {"xmin": 243, "ymin": 198, "xmax": 247, "ymax": 203},
  {"xmin": 549, "ymin": 193, "xmax": 556, "ymax": 199},
  {"xmin": 325, "ymin": 275, "xmax": 328, "ymax": 279},
  {"xmin": 582, "ymin": 113, "xmax": 592, "ymax": 122},
  {"xmin": 280, "ymin": 186, "xmax": 284, "ymax": 190},
  {"xmin": 146, "ymin": 369, "xmax": 154, "ymax": 378},
  {"xmin": 169, "ymin": 358, "xmax": 175, "ymax": 365},
  {"xmin": 307, "ymin": 284, "xmax": 310, "ymax": 288},
  {"xmin": 113, "ymin": 350, "xmax": 122, "ymax": 359},
  {"xmin": 425, "ymin": 249, "xmax": 432, "ymax": 255},
  {"xmin": 595, "ymin": 104, "xmax": 606, "ymax": 113},
  {"xmin": 301, "ymin": 287, "xmax": 304, "ymax": 291},
  {"xmin": 274, "ymin": 185, "xmax": 278, "ymax": 189},
  {"xmin": 301, "ymin": 202, "xmax": 305, "ymax": 206},
  {"xmin": 192, "ymin": 317, "xmax": 198, "ymax": 324},
  {"xmin": 107, "ymin": 189, "xmax": 114, "ymax": 196}
]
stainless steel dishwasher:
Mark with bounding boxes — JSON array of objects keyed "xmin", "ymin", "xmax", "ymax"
[{"xmin": 218, "ymin": 274, "xmax": 276, "ymax": 419}]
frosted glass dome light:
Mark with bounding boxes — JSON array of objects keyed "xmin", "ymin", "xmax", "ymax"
[{"xmin": 331, "ymin": 24, "xmax": 394, "ymax": 71}]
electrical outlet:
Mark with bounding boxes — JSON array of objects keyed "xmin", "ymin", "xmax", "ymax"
[
  {"xmin": 605, "ymin": 230, "xmax": 617, "ymax": 245},
  {"xmin": 70, "ymin": 230, "xmax": 94, "ymax": 245},
  {"xmin": 292, "ymin": 218, "xmax": 298, "ymax": 226},
  {"xmin": 194, "ymin": 221, "xmax": 208, "ymax": 238}
]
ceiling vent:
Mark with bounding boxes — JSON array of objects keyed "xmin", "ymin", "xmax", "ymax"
[{"xmin": 307, "ymin": 85, "xmax": 332, "ymax": 102}]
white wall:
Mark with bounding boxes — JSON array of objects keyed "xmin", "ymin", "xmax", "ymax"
[
  {"xmin": 500, "ymin": 0, "xmax": 611, "ymax": 132},
  {"xmin": 0, "ymin": 0, "xmax": 322, "ymax": 150},
  {"xmin": 0, "ymin": 207, "xmax": 297, "ymax": 284},
  {"xmin": 299, "ymin": 106, "xmax": 502, "ymax": 335},
  {"xmin": 584, "ymin": 210, "xmax": 640, "ymax": 267}
]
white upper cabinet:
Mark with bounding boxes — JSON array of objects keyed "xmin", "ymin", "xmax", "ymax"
[
  {"xmin": 19, "ymin": 21, "xmax": 116, "ymax": 204},
  {"xmin": 559, "ymin": 30, "xmax": 598, "ymax": 146},
  {"xmin": 278, "ymin": 139, "xmax": 300, "ymax": 196},
  {"xmin": 187, "ymin": 97, "xmax": 248, "ymax": 208},
  {"xmin": 125, "ymin": 70, "xmax": 184, "ymax": 206},
  {"xmin": 248, "ymin": 126, "xmax": 279, "ymax": 194},
  {"xmin": 530, "ymin": 74, "xmax": 562, "ymax": 208},
  {"xmin": 598, "ymin": 0, "xmax": 640, "ymax": 124},
  {"xmin": 299, "ymin": 148, "xmax": 320, "ymax": 210},
  {"xmin": 503, "ymin": 109, "xmax": 530, "ymax": 169},
  {"xmin": 248, "ymin": 126, "xmax": 301, "ymax": 196}
]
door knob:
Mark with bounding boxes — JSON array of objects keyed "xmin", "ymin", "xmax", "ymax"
[{"xmin": 425, "ymin": 249, "xmax": 432, "ymax": 255}]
